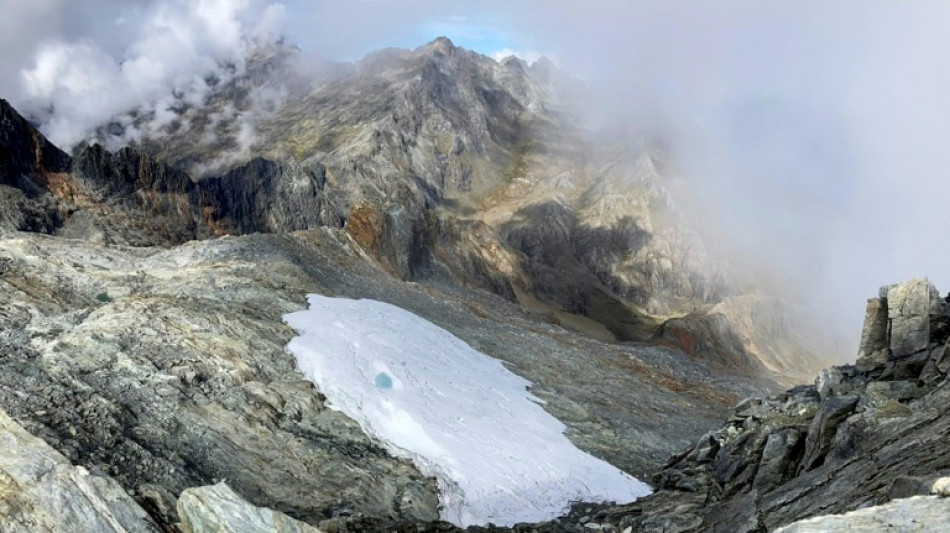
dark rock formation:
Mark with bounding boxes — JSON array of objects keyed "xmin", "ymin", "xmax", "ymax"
[
  {"xmin": 0, "ymin": 99, "xmax": 69, "ymax": 233},
  {"xmin": 0, "ymin": 98, "xmax": 70, "ymax": 192},
  {"xmin": 0, "ymin": 101, "xmax": 342, "ymax": 247},
  {"xmin": 656, "ymin": 311, "xmax": 762, "ymax": 374},
  {"xmin": 197, "ymin": 158, "xmax": 340, "ymax": 234}
]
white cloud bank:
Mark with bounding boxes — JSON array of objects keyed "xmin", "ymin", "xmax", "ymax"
[
  {"xmin": 14, "ymin": 0, "xmax": 286, "ymax": 151},
  {"xmin": 491, "ymin": 47, "xmax": 544, "ymax": 65}
]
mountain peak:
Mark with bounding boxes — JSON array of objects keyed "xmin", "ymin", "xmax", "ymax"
[{"xmin": 421, "ymin": 36, "xmax": 457, "ymax": 56}]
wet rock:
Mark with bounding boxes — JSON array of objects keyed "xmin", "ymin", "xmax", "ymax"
[{"xmin": 886, "ymin": 278, "xmax": 941, "ymax": 358}]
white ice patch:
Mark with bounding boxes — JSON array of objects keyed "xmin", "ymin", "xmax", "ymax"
[{"xmin": 284, "ymin": 295, "xmax": 651, "ymax": 527}]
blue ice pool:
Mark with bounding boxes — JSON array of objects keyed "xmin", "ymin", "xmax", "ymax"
[{"xmin": 375, "ymin": 372, "xmax": 393, "ymax": 388}]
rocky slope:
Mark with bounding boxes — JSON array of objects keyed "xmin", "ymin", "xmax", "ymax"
[
  {"xmin": 0, "ymin": 400, "xmax": 325, "ymax": 532},
  {"xmin": 4, "ymin": 264, "xmax": 948, "ymax": 530},
  {"xmin": 0, "ymin": 406, "xmax": 161, "ymax": 532}
]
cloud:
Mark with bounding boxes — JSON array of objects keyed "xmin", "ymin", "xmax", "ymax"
[
  {"xmin": 509, "ymin": 1, "xmax": 950, "ymax": 353},
  {"xmin": 491, "ymin": 48, "xmax": 544, "ymax": 65},
  {"xmin": 272, "ymin": 0, "xmax": 950, "ymax": 353},
  {"xmin": 11, "ymin": 0, "xmax": 286, "ymax": 151}
]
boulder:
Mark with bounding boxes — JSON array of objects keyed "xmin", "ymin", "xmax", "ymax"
[{"xmin": 177, "ymin": 482, "xmax": 322, "ymax": 533}]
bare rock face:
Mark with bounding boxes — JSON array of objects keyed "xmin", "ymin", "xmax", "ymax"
[
  {"xmin": 0, "ymin": 99, "xmax": 70, "ymax": 191},
  {"xmin": 656, "ymin": 311, "xmax": 760, "ymax": 373},
  {"xmin": 0, "ymin": 407, "xmax": 161, "ymax": 532},
  {"xmin": 0, "ymin": 229, "xmax": 773, "ymax": 530},
  {"xmin": 1, "ymin": 39, "xmax": 831, "ymax": 381},
  {"xmin": 0, "ymin": 99, "xmax": 68, "ymax": 234},
  {"xmin": 0, "ymin": 233, "xmax": 442, "ymax": 528},
  {"xmin": 196, "ymin": 158, "xmax": 341, "ymax": 235}
]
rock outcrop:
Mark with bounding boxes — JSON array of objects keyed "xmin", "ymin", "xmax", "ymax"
[
  {"xmin": 0, "ymin": 99, "xmax": 69, "ymax": 234},
  {"xmin": 0, "ymin": 405, "xmax": 329, "ymax": 533},
  {"xmin": 0, "ymin": 232, "xmax": 442, "ymax": 527},
  {"xmin": 0, "ymin": 99, "xmax": 70, "ymax": 191},
  {"xmin": 588, "ymin": 277, "xmax": 950, "ymax": 532}
]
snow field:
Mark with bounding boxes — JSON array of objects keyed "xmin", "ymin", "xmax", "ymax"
[{"xmin": 284, "ymin": 295, "xmax": 651, "ymax": 527}]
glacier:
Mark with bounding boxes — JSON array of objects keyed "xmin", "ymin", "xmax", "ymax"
[{"xmin": 284, "ymin": 295, "xmax": 651, "ymax": 527}]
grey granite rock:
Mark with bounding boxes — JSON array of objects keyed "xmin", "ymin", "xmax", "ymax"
[{"xmin": 0, "ymin": 407, "xmax": 160, "ymax": 533}]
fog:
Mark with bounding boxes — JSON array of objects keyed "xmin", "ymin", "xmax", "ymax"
[{"xmin": 3, "ymin": 0, "xmax": 950, "ymax": 356}]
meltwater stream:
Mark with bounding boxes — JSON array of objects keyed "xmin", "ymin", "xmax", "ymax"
[{"xmin": 284, "ymin": 295, "xmax": 651, "ymax": 527}]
